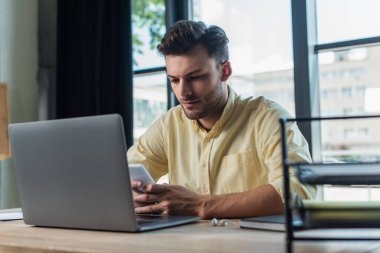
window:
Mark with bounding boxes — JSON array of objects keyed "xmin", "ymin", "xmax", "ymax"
[
  {"xmin": 358, "ymin": 127, "xmax": 369, "ymax": 136},
  {"xmin": 132, "ymin": 0, "xmax": 167, "ymax": 141},
  {"xmin": 129, "ymin": 0, "xmax": 380, "ymax": 199},
  {"xmin": 192, "ymin": 0, "xmax": 295, "ymax": 115},
  {"xmin": 133, "ymin": 72, "xmax": 167, "ymax": 138},
  {"xmin": 341, "ymin": 87, "xmax": 352, "ymax": 98},
  {"xmin": 356, "ymin": 85, "xmax": 366, "ymax": 96},
  {"xmin": 320, "ymin": 88, "xmax": 337, "ymax": 100},
  {"xmin": 316, "ymin": 48, "xmax": 380, "ymax": 169},
  {"xmin": 293, "ymin": 0, "xmax": 380, "ymax": 201},
  {"xmin": 317, "ymin": 0, "xmax": 380, "ymax": 43}
]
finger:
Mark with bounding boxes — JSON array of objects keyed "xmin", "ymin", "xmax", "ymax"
[
  {"xmin": 131, "ymin": 180, "xmax": 143, "ymax": 189},
  {"xmin": 132, "ymin": 188, "xmax": 144, "ymax": 196},
  {"xmin": 134, "ymin": 193, "xmax": 160, "ymax": 203},
  {"xmin": 133, "ymin": 202, "xmax": 145, "ymax": 207},
  {"xmin": 132, "ymin": 188, "xmax": 141, "ymax": 195},
  {"xmin": 135, "ymin": 203, "xmax": 163, "ymax": 214},
  {"xmin": 132, "ymin": 190, "xmax": 144, "ymax": 200},
  {"xmin": 144, "ymin": 183, "xmax": 169, "ymax": 193}
]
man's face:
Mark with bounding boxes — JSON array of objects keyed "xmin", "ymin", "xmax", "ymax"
[{"xmin": 166, "ymin": 45, "xmax": 231, "ymax": 121}]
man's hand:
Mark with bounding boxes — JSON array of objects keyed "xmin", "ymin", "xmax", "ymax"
[
  {"xmin": 131, "ymin": 181, "xmax": 283, "ymax": 219},
  {"xmin": 131, "ymin": 181, "xmax": 205, "ymax": 217}
]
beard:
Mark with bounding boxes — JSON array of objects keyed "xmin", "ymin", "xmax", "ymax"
[{"xmin": 180, "ymin": 83, "xmax": 226, "ymax": 120}]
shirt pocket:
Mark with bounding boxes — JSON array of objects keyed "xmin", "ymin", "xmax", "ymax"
[{"xmin": 219, "ymin": 149, "xmax": 261, "ymax": 193}]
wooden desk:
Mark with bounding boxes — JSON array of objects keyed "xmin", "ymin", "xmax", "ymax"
[{"xmin": 2, "ymin": 220, "xmax": 380, "ymax": 253}]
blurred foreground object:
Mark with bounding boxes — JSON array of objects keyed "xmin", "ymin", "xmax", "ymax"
[{"xmin": 0, "ymin": 83, "xmax": 11, "ymax": 159}]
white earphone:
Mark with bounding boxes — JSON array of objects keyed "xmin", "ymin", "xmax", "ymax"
[{"xmin": 211, "ymin": 218, "xmax": 230, "ymax": 226}]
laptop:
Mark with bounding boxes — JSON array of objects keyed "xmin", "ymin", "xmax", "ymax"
[{"xmin": 8, "ymin": 114, "xmax": 199, "ymax": 232}]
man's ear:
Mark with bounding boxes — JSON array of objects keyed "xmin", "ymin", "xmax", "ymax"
[{"xmin": 221, "ymin": 61, "xmax": 232, "ymax": 81}]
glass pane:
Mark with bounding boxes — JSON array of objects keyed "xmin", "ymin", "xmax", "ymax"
[
  {"xmin": 318, "ymin": 46, "xmax": 380, "ymax": 201},
  {"xmin": 324, "ymin": 186, "xmax": 371, "ymax": 201},
  {"xmin": 319, "ymin": 46, "xmax": 380, "ymax": 162},
  {"xmin": 132, "ymin": 0, "xmax": 166, "ymax": 70},
  {"xmin": 133, "ymin": 72, "xmax": 167, "ymax": 141},
  {"xmin": 317, "ymin": 0, "xmax": 380, "ymax": 44},
  {"xmin": 319, "ymin": 46, "xmax": 380, "ymax": 117},
  {"xmin": 192, "ymin": 0, "xmax": 295, "ymax": 115}
]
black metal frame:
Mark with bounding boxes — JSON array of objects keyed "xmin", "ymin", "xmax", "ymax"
[
  {"xmin": 280, "ymin": 114, "xmax": 380, "ymax": 253},
  {"xmin": 315, "ymin": 36, "xmax": 380, "ymax": 53},
  {"xmin": 133, "ymin": 66, "xmax": 166, "ymax": 75},
  {"xmin": 164, "ymin": 0, "xmax": 190, "ymax": 109},
  {"xmin": 291, "ymin": 0, "xmax": 321, "ymax": 160}
]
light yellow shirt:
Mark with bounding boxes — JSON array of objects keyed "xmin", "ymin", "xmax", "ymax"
[{"xmin": 127, "ymin": 88, "xmax": 315, "ymax": 201}]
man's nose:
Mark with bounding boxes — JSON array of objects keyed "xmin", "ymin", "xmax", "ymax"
[{"xmin": 179, "ymin": 81, "xmax": 192, "ymax": 98}]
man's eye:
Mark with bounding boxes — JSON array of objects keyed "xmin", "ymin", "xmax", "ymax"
[
  {"xmin": 170, "ymin": 79, "xmax": 179, "ymax": 84},
  {"xmin": 188, "ymin": 76, "xmax": 201, "ymax": 81}
]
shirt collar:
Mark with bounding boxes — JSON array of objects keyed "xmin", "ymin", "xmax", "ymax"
[{"xmin": 191, "ymin": 86, "xmax": 237, "ymax": 138}]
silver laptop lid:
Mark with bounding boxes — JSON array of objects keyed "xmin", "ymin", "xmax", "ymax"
[{"xmin": 9, "ymin": 114, "xmax": 138, "ymax": 231}]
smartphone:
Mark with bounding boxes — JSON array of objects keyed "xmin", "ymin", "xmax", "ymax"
[{"xmin": 128, "ymin": 164, "xmax": 155, "ymax": 189}]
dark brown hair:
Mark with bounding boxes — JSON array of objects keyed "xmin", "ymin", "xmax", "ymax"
[{"xmin": 157, "ymin": 20, "xmax": 229, "ymax": 62}]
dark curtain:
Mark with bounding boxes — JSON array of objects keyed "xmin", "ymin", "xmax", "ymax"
[{"xmin": 56, "ymin": 0, "xmax": 134, "ymax": 147}]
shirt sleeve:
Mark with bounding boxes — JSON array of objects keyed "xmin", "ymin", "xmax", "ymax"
[
  {"xmin": 127, "ymin": 116, "xmax": 168, "ymax": 182},
  {"xmin": 257, "ymin": 101, "xmax": 316, "ymax": 202}
]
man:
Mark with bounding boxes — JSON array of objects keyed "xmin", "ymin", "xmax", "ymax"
[{"xmin": 128, "ymin": 20, "xmax": 315, "ymax": 219}]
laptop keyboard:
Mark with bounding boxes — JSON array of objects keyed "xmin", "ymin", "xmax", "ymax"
[
  {"xmin": 137, "ymin": 220, "xmax": 156, "ymax": 225},
  {"xmin": 136, "ymin": 214, "xmax": 170, "ymax": 226},
  {"xmin": 135, "ymin": 214, "xmax": 199, "ymax": 229}
]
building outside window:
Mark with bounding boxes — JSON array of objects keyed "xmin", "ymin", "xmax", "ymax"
[{"xmin": 314, "ymin": 0, "xmax": 380, "ymax": 201}]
